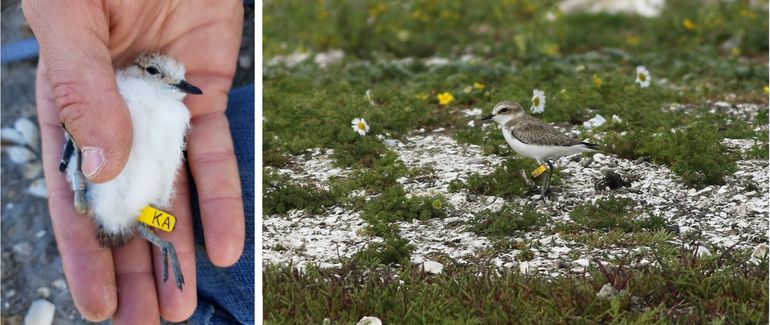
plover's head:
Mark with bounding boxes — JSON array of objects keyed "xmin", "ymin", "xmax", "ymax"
[
  {"xmin": 482, "ymin": 101, "xmax": 524, "ymax": 124},
  {"xmin": 126, "ymin": 52, "xmax": 203, "ymax": 97}
]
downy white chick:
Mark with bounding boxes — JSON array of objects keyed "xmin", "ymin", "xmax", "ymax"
[{"xmin": 60, "ymin": 52, "xmax": 202, "ymax": 290}]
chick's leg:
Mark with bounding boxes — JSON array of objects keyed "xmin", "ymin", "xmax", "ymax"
[
  {"xmin": 136, "ymin": 224, "xmax": 184, "ymax": 290},
  {"xmin": 540, "ymin": 160, "xmax": 554, "ymax": 199}
]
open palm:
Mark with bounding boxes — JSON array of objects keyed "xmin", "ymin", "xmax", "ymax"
[{"xmin": 24, "ymin": 0, "xmax": 244, "ymax": 322}]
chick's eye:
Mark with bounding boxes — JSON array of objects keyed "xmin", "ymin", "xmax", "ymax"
[
  {"xmin": 500, "ymin": 108, "xmax": 509, "ymax": 113},
  {"xmin": 146, "ymin": 66, "xmax": 159, "ymax": 75}
]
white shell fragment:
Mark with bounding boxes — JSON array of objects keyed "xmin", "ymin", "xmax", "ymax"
[{"xmin": 583, "ymin": 114, "xmax": 606, "ymax": 129}]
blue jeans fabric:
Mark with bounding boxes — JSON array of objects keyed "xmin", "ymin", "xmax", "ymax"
[{"xmin": 188, "ymin": 84, "xmax": 255, "ymax": 325}]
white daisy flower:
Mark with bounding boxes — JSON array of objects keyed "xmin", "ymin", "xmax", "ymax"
[
  {"xmin": 530, "ymin": 89, "xmax": 546, "ymax": 114},
  {"xmin": 635, "ymin": 66, "xmax": 651, "ymax": 88},
  {"xmin": 351, "ymin": 118, "xmax": 369, "ymax": 136}
]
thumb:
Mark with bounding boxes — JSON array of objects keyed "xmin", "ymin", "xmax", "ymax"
[{"xmin": 23, "ymin": 0, "xmax": 132, "ymax": 183}]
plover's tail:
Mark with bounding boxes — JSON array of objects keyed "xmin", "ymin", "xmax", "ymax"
[{"xmin": 581, "ymin": 142, "xmax": 601, "ymax": 151}]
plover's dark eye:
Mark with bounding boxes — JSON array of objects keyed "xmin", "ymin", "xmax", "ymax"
[
  {"xmin": 146, "ymin": 66, "xmax": 160, "ymax": 75},
  {"xmin": 500, "ymin": 107, "xmax": 509, "ymax": 113}
]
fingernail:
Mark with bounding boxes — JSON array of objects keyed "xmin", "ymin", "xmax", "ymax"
[{"xmin": 81, "ymin": 147, "xmax": 105, "ymax": 178}]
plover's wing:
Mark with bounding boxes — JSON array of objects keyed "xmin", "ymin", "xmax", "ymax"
[
  {"xmin": 507, "ymin": 116, "xmax": 583, "ymax": 147},
  {"xmin": 59, "ymin": 137, "xmax": 75, "ymax": 172}
]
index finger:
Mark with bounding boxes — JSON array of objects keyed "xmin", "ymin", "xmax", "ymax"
[{"xmin": 35, "ymin": 59, "xmax": 118, "ymax": 321}]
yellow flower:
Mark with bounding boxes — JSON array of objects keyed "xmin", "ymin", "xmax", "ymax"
[
  {"xmin": 593, "ymin": 74, "xmax": 602, "ymax": 88},
  {"xmin": 463, "ymin": 86, "xmax": 472, "ymax": 94},
  {"xmin": 474, "ymin": 82, "xmax": 485, "ymax": 89},
  {"xmin": 542, "ymin": 43, "xmax": 559, "ymax": 56},
  {"xmin": 368, "ymin": 3, "xmax": 387, "ymax": 18},
  {"xmin": 432, "ymin": 199, "xmax": 442, "ymax": 209},
  {"xmin": 764, "ymin": 85, "xmax": 769, "ymax": 94},
  {"xmin": 626, "ymin": 35, "xmax": 640, "ymax": 46},
  {"xmin": 683, "ymin": 18, "xmax": 696, "ymax": 31},
  {"xmin": 731, "ymin": 47, "xmax": 741, "ymax": 57},
  {"xmin": 437, "ymin": 92, "xmax": 454, "ymax": 105},
  {"xmin": 739, "ymin": 9, "xmax": 756, "ymax": 19}
]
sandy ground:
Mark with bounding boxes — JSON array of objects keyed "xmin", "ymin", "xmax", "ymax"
[{"xmin": 0, "ymin": 1, "xmax": 255, "ymax": 324}]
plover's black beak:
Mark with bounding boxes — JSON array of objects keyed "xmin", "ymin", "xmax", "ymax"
[
  {"xmin": 173, "ymin": 80, "xmax": 203, "ymax": 95},
  {"xmin": 481, "ymin": 114, "xmax": 494, "ymax": 120}
]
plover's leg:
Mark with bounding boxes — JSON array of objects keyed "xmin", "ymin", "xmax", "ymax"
[
  {"xmin": 136, "ymin": 224, "xmax": 185, "ymax": 290},
  {"xmin": 59, "ymin": 128, "xmax": 89, "ymax": 215},
  {"xmin": 540, "ymin": 160, "xmax": 554, "ymax": 199}
]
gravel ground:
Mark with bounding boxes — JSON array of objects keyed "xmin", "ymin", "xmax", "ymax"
[
  {"xmin": 263, "ymin": 111, "xmax": 769, "ymax": 275},
  {"xmin": 0, "ymin": 1, "xmax": 255, "ymax": 324}
]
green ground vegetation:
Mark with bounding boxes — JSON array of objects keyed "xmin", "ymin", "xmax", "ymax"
[
  {"xmin": 264, "ymin": 245, "xmax": 768, "ymax": 324},
  {"xmin": 468, "ymin": 203, "xmax": 547, "ymax": 236},
  {"xmin": 449, "ymin": 158, "xmax": 561, "ymax": 198}
]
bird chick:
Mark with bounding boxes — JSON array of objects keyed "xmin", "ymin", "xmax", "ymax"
[
  {"xmin": 59, "ymin": 52, "xmax": 202, "ymax": 290},
  {"xmin": 482, "ymin": 101, "xmax": 599, "ymax": 198}
]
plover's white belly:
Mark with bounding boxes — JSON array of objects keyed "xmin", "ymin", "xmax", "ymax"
[
  {"xmin": 88, "ymin": 75, "xmax": 190, "ymax": 236},
  {"xmin": 502, "ymin": 127, "xmax": 590, "ymax": 163}
]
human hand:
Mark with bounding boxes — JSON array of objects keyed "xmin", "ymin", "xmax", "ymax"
[{"xmin": 22, "ymin": 0, "xmax": 245, "ymax": 322}]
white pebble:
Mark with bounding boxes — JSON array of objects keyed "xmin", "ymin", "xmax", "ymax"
[
  {"xmin": 383, "ymin": 139, "xmax": 398, "ymax": 148},
  {"xmin": 15, "ymin": 117, "xmax": 40, "ymax": 151},
  {"xmin": 583, "ymin": 114, "xmax": 606, "ymax": 129},
  {"xmin": 572, "ymin": 258, "xmax": 590, "ymax": 268},
  {"xmin": 519, "ymin": 261, "xmax": 531, "ymax": 274},
  {"xmin": 36, "ymin": 287, "xmax": 50, "ymax": 299},
  {"xmin": 28, "ymin": 179, "xmax": 48, "ymax": 199},
  {"xmin": 750, "ymin": 244, "xmax": 768, "ymax": 265},
  {"xmin": 596, "ymin": 283, "xmax": 618, "ymax": 299},
  {"xmin": 283, "ymin": 237, "xmax": 306, "ymax": 250},
  {"xmin": 695, "ymin": 246, "xmax": 711, "ymax": 257},
  {"xmin": 51, "ymin": 279, "xmax": 67, "ymax": 291},
  {"xmin": 421, "ymin": 260, "xmax": 444, "ymax": 274},
  {"xmin": 356, "ymin": 316, "xmax": 382, "ymax": 325},
  {"xmin": 24, "ymin": 299, "xmax": 55, "ymax": 325},
  {"xmin": 12, "ymin": 242, "xmax": 32, "ymax": 256}
]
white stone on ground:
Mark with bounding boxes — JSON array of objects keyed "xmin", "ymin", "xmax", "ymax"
[
  {"xmin": 356, "ymin": 316, "xmax": 383, "ymax": 325},
  {"xmin": 420, "ymin": 260, "xmax": 444, "ymax": 274},
  {"xmin": 24, "ymin": 299, "xmax": 55, "ymax": 325},
  {"xmin": 749, "ymin": 244, "xmax": 768, "ymax": 265},
  {"xmin": 596, "ymin": 283, "xmax": 618, "ymax": 299}
]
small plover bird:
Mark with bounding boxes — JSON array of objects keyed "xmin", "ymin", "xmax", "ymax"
[
  {"xmin": 59, "ymin": 52, "xmax": 202, "ymax": 290},
  {"xmin": 482, "ymin": 101, "xmax": 599, "ymax": 198}
]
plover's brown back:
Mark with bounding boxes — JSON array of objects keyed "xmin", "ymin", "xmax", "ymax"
[{"xmin": 504, "ymin": 115, "xmax": 583, "ymax": 147}]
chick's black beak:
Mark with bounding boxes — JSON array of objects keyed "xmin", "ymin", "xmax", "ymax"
[
  {"xmin": 174, "ymin": 80, "xmax": 203, "ymax": 95},
  {"xmin": 481, "ymin": 114, "xmax": 494, "ymax": 120}
]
